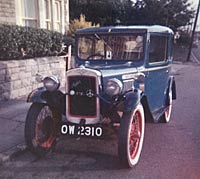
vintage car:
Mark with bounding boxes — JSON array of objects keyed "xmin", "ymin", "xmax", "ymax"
[{"xmin": 25, "ymin": 25, "xmax": 176, "ymax": 168}]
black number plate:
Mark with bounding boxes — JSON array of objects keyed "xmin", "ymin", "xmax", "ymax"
[{"xmin": 61, "ymin": 124, "xmax": 103, "ymax": 137}]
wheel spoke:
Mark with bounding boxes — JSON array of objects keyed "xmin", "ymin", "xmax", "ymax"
[
  {"xmin": 129, "ymin": 111, "xmax": 142, "ymax": 159},
  {"xmin": 34, "ymin": 106, "xmax": 55, "ymax": 148}
]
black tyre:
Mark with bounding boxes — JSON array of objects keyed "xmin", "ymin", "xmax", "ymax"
[
  {"xmin": 25, "ymin": 103, "xmax": 58, "ymax": 156},
  {"xmin": 118, "ymin": 103, "xmax": 145, "ymax": 168}
]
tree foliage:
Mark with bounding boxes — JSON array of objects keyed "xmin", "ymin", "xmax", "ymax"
[
  {"xmin": 127, "ymin": 0, "xmax": 195, "ymax": 30},
  {"xmin": 68, "ymin": 14, "xmax": 99, "ymax": 36},
  {"xmin": 69, "ymin": 0, "xmax": 195, "ymax": 31}
]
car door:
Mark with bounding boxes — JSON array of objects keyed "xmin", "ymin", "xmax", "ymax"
[{"xmin": 144, "ymin": 33, "xmax": 171, "ymax": 114}]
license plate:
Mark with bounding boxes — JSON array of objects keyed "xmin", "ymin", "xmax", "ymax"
[{"xmin": 61, "ymin": 124, "xmax": 103, "ymax": 137}]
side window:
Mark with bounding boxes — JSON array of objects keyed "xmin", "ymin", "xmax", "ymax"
[{"xmin": 149, "ymin": 35, "xmax": 168, "ymax": 63}]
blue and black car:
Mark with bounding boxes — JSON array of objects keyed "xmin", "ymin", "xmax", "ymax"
[{"xmin": 25, "ymin": 25, "xmax": 176, "ymax": 168}]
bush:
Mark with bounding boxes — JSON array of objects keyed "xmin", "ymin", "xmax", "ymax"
[
  {"xmin": 0, "ymin": 24, "xmax": 63, "ymax": 60},
  {"xmin": 62, "ymin": 35, "xmax": 75, "ymax": 54}
]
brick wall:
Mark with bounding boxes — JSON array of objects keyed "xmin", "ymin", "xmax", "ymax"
[
  {"xmin": 0, "ymin": 57, "xmax": 66, "ymax": 101},
  {"xmin": 0, "ymin": 0, "xmax": 16, "ymax": 25}
]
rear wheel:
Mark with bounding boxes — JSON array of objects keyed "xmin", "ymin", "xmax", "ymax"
[
  {"xmin": 161, "ymin": 89, "xmax": 172, "ymax": 123},
  {"xmin": 118, "ymin": 103, "xmax": 145, "ymax": 167},
  {"xmin": 25, "ymin": 103, "xmax": 59, "ymax": 156}
]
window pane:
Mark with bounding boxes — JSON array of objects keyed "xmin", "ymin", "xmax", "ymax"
[
  {"xmin": 78, "ymin": 34, "xmax": 144, "ymax": 60},
  {"xmin": 78, "ymin": 37, "xmax": 93, "ymax": 59},
  {"xmin": 45, "ymin": 0, "xmax": 51, "ymax": 19},
  {"xmin": 55, "ymin": 0, "xmax": 61, "ymax": 31},
  {"xmin": 45, "ymin": 0, "xmax": 52, "ymax": 30},
  {"xmin": 21, "ymin": 0, "xmax": 38, "ymax": 28},
  {"xmin": 149, "ymin": 36, "xmax": 168, "ymax": 63},
  {"xmin": 24, "ymin": 20, "xmax": 37, "ymax": 28},
  {"xmin": 55, "ymin": 2, "xmax": 60, "ymax": 21},
  {"xmin": 23, "ymin": 0, "xmax": 37, "ymax": 18}
]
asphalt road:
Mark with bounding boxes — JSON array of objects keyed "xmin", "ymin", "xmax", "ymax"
[
  {"xmin": 192, "ymin": 45, "xmax": 200, "ymax": 64},
  {"xmin": 0, "ymin": 63, "xmax": 200, "ymax": 179}
]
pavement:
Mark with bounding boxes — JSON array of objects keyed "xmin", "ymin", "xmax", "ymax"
[
  {"xmin": 0, "ymin": 97, "xmax": 31, "ymax": 164},
  {"xmin": 0, "ymin": 61, "xmax": 196, "ymax": 165}
]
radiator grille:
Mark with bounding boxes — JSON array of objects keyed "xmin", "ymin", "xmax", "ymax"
[{"xmin": 68, "ymin": 76, "xmax": 97, "ymax": 117}]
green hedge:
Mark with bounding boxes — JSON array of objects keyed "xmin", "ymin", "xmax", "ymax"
[{"xmin": 0, "ymin": 24, "xmax": 64, "ymax": 60}]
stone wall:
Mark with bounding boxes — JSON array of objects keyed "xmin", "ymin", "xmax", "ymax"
[
  {"xmin": 0, "ymin": 57, "xmax": 66, "ymax": 101},
  {"xmin": 0, "ymin": 0, "xmax": 16, "ymax": 25}
]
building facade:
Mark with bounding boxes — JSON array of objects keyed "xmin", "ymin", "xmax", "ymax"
[{"xmin": 0, "ymin": 0, "xmax": 69, "ymax": 34}]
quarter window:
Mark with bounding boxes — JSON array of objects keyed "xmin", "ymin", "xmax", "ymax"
[{"xmin": 149, "ymin": 35, "xmax": 168, "ymax": 63}]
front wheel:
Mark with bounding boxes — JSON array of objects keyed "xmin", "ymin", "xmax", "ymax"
[
  {"xmin": 25, "ymin": 103, "xmax": 59, "ymax": 156},
  {"xmin": 118, "ymin": 103, "xmax": 145, "ymax": 168}
]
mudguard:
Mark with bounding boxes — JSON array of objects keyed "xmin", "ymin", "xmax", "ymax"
[
  {"xmin": 27, "ymin": 87, "xmax": 47, "ymax": 104},
  {"xmin": 124, "ymin": 89, "xmax": 143, "ymax": 112},
  {"xmin": 172, "ymin": 77, "xmax": 176, "ymax": 100},
  {"xmin": 27, "ymin": 87, "xmax": 65, "ymax": 114}
]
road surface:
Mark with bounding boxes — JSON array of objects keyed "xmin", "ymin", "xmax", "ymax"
[{"xmin": 0, "ymin": 63, "xmax": 200, "ymax": 179}]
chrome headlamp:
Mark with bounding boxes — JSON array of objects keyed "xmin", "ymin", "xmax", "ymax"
[
  {"xmin": 43, "ymin": 76, "xmax": 60, "ymax": 92},
  {"xmin": 105, "ymin": 78, "xmax": 123, "ymax": 96}
]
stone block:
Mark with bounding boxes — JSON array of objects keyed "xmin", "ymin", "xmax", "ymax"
[
  {"xmin": 38, "ymin": 64, "xmax": 47, "ymax": 72},
  {"xmin": 25, "ymin": 65, "xmax": 31, "ymax": 72},
  {"xmin": 25, "ymin": 86, "xmax": 32, "ymax": 93},
  {"xmin": 18, "ymin": 60, "xmax": 26, "ymax": 67},
  {"xmin": 12, "ymin": 80, "xmax": 21, "ymax": 89},
  {"xmin": 2, "ymin": 92, "xmax": 10, "ymax": 100},
  {"xmin": 0, "ymin": 62, "xmax": 7, "ymax": 70},
  {"xmin": 11, "ymin": 67, "xmax": 20, "ymax": 74},
  {"xmin": 22, "ymin": 78, "xmax": 32, "ymax": 87},
  {"xmin": 0, "ymin": 85, "xmax": 4, "ymax": 94},
  {"xmin": 25, "ymin": 72, "xmax": 32, "ymax": 78},
  {"xmin": 31, "ymin": 67, "xmax": 38, "ymax": 76},
  {"xmin": 6, "ymin": 61, "xmax": 19, "ymax": 68},
  {"xmin": 19, "ymin": 88, "xmax": 27, "ymax": 97},
  {"xmin": 19, "ymin": 71, "xmax": 26, "ymax": 79},
  {"xmin": 2, "ymin": 82, "xmax": 10, "ymax": 91},
  {"xmin": 10, "ymin": 90, "xmax": 19, "ymax": 99},
  {"xmin": 0, "ymin": 74, "xmax": 5, "ymax": 83},
  {"xmin": 10, "ymin": 73, "xmax": 19, "ymax": 81},
  {"xmin": 4, "ymin": 75, "xmax": 11, "ymax": 82},
  {"xmin": 19, "ymin": 66, "xmax": 26, "ymax": 72},
  {"xmin": 38, "ymin": 58, "xmax": 49, "ymax": 64},
  {"xmin": 26, "ymin": 59, "xmax": 36, "ymax": 66}
]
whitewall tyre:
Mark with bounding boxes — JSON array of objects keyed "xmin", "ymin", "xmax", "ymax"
[{"xmin": 118, "ymin": 103, "xmax": 145, "ymax": 168}]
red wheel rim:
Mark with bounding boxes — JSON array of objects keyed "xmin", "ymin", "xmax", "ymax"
[
  {"xmin": 129, "ymin": 110, "xmax": 142, "ymax": 160},
  {"xmin": 35, "ymin": 106, "xmax": 56, "ymax": 149}
]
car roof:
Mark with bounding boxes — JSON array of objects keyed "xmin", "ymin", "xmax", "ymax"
[{"xmin": 76, "ymin": 25, "xmax": 174, "ymax": 34}]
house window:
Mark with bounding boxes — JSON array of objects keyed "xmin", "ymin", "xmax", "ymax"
[
  {"xmin": 44, "ymin": 0, "xmax": 52, "ymax": 30},
  {"xmin": 21, "ymin": 0, "xmax": 38, "ymax": 28},
  {"xmin": 55, "ymin": 0, "xmax": 62, "ymax": 32},
  {"xmin": 16, "ymin": 0, "xmax": 66, "ymax": 33}
]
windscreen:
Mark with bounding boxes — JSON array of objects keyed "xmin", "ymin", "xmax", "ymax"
[{"xmin": 77, "ymin": 33, "xmax": 144, "ymax": 61}]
